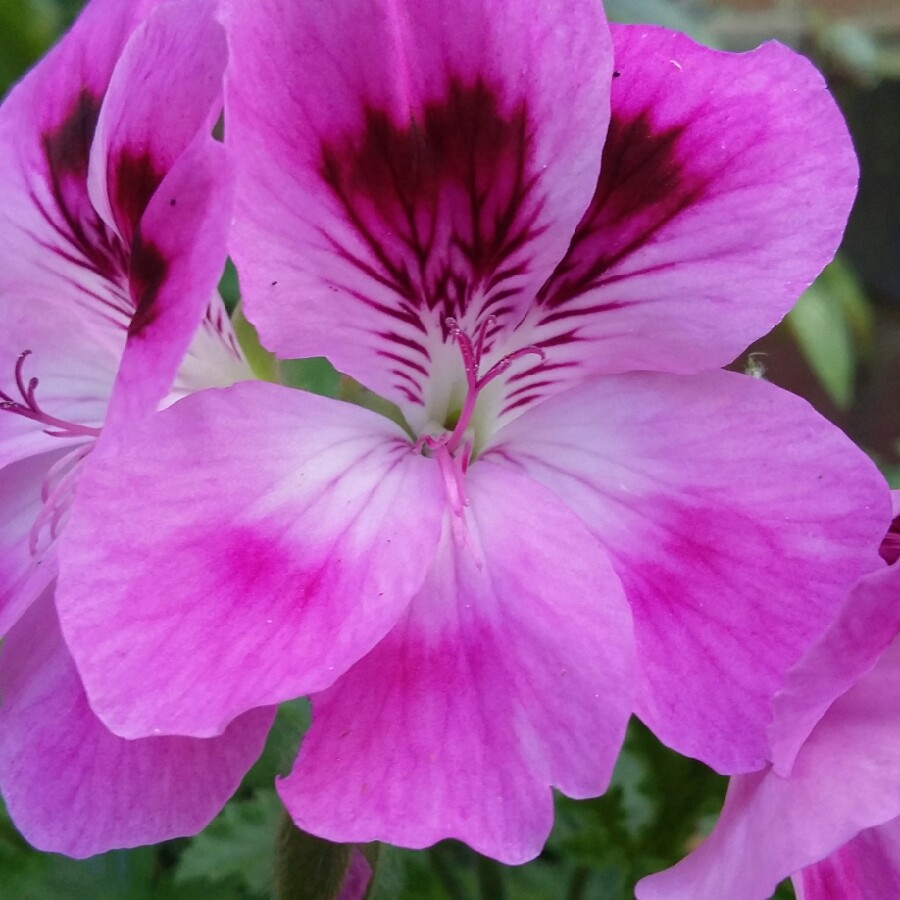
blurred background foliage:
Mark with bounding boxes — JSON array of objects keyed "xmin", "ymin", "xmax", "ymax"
[{"xmin": 0, "ymin": 0, "xmax": 897, "ymax": 897}]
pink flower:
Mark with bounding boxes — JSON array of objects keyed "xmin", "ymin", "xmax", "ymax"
[
  {"xmin": 636, "ymin": 497, "xmax": 900, "ymax": 900},
  {"xmin": 57, "ymin": 0, "xmax": 889, "ymax": 862},
  {"xmin": 0, "ymin": 0, "xmax": 272, "ymax": 857}
]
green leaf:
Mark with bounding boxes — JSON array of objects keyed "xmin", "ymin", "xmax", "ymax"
[
  {"xmin": 786, "ymin": 258, "xmax": 872, "ymax": 409},
  {"xmin": 243, "ymin": 697, "xmax": 311, "ymax": 791},
  {"xmin": 279, "ymin": 357, "xmax": 341, "ymax": 398},
  {"xmin": 232, "ymin": 302, "xmax": 279, "ymax": 383},
  {"xmin": 273, "ymin": 811, "xmax": 353, "ymax": 900},
  {"xmin": 175, "ymin": 790, "xmax": 283, "ymax": 896}
]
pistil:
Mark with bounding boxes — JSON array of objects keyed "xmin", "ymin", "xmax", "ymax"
[
  {"xmin": 417, "ymin": 316, "xmax": 544, "ymax": 521},
  {"xmin": 441, "ymin": 316, "xmax": 544, "ymax": 455}
]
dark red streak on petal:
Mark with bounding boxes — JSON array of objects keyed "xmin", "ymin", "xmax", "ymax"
[
  {"xmin": 880, "ymin": 515, "xmax": 900, "ymax": 567},
  {"xmin": 112, "ymin": 150, "xmax": 164, "ymax": 246},
  {"xmin": 127, "ymin": 236, "xmax": 169, "ymax": 338},
  {"xmin": 318, "ymin": 77, "xmax": 544, "ymax": 325},
  {"xmin": 536, "ymin": 109, "xmax": 711, "ymax": 316},
  {"xmin": 33, "ymin": 92, "xmax": 131, "ymax": 326}
]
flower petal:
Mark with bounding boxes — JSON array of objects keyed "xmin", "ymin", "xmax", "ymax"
[
  {"xmin": 278, "ymin": 463, "xmax": 634, "ymax": 863},
  {"xmin": 225, "ymin": 0, "xmax": 612, "ymax": 412},
  {"xmin": 57, "ymin": 382, "xmax": 444, "ymax": 738},
  {"xmin": 87, "ymin": 0, "xmax": 226, "ymax": 245},
  {"xmin": 491, "ymin": 370, "xmax": 889, "ymax": 772},
  {"xmin": 637, "ymin": 590, "xmax": 900, "ymax": 900},
  {"xmin": 88, "ymin": 1, "xmax": 234, "ymax": 430},
  {"xmin": 0, "ymin": 590, "xmax": 274, "ymax": 859},
  {"xmin": 769, "ymin": 562, "xmax": 900, "ymax": 777},
  {"xmin": 794, "ymin": 818, "xmax": 900, "ymax": 900},
  {"xmin": 0, "ymin": 0, "xmax": 232, "ymax": 436},
  {"xmin": 0, "ymin": 0, "xmax": 155, "ymax": 344},
  {"xmin": 0, "ymin": 451, "xmax": 65, "ymax": 635},
  {"xmin": 103, "ymin": 136, "xmax": 235, "ymax": 430},
  {"xmin": 515, "ymin": 25, "xmax": 857, "ymax": 384}
]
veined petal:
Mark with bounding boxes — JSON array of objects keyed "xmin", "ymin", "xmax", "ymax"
[
  {"xmin": 87, "ymin": 0, "xmax": 226, "ymax": 245},
  {"xmin": 491, "ymin": 370, "xmax": 889, "ymax": 773},
  {"xmin": 0, "ymin": 0, "xmax": 159, "ymax": 346},
  {"xmin": 86, "ymin": 0, "xmax": 234, "ymax": 430},
  {"xmin": 794, "ymin": 818, "xmax": 900, "ymax": 900},
  {"xmin": 515, "ymin": 25, "xmax": 857, "ymax": 386},
  {"xmin": 637, "ymin": 594, "xmax": 900, "ymax": 900},
  {"xmin": 0, "ymin": 591, "xmax": 274, "ymax": 859},
  {"xmin": 103, "ymin": 136, "xmax": 235, "ymax": 430},
  {"xmin": 225, "ymin": 0, "xmax": 612, "ymax": 413},
  {"xmin": 57, "ymin": 382, "xmax": 445, "ymax": 738},
  {"xmin": 279, "ymin": 464, "xmax": 634, "ymax": 864}
]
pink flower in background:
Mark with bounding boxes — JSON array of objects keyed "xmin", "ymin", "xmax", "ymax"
[
  {"xmin": 637, "ymin": 498, "xmax": 900, "ymax": 900},
  {"xmin": 56, "ymin": 0, "xmax": 888, "ymax": 862},
  {"xmin": 0, "ymin": 0, "xmax": 272, "ymax": 857}
]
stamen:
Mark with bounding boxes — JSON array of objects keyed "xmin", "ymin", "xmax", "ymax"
[
  {"xmin": 0, "ymin": 350, "xmax": 101, "ymax": 439},
  {"xmin": 29, "ymin": 447, "xmax": 88, "ymax": 557},
  {"xmin": 441, "ymin": 316, "xmax": 544, "ymax": 455}
]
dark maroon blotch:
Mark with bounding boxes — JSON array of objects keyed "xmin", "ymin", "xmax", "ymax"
[
  {"xmin": 318, "ymin": 77, "xmax": 541, "ymax": 323},
  {"xmin": 113, "ymin": 150, "xmax": 164, "ymax": 244},
  {"xmin": 37, "ymin": 92, "xmax": 129, "ymax": 293},
  {"xmin": 880, "ymin": 515, "xmax": 900, "ymax": 566},
  {"xmin": 128, "ymin": 235, "xmax": 169, "ymax": 338},
  {"xmin": 536, "ymin": 108, "xmax": 710, "ymax": 312},
  {"xmin": 42, "ymin": 89, "xmax": 100, "ymax": 178}
]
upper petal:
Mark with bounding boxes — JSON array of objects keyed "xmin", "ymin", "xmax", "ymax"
[
  {"xmin": 0, "ymin": 0, "xmax": 158, "ymax": 346},
  {"xmin": 57, "ymin": 382, "xmax": 445, "ymax": 738},
  {"xmin": 0, "ymin": 590, "xmax": 274, "ymax": 859},
  {"xmin": 491, "ymin": 370, "xmax": 889, "ymax": 772},
  {"xmin": 89, "ymin": 0, "xmax": 235, "ymax": 431},
  {"xmin": 103, "ymin": 136, "xmax": 235, "ymax": 430},
  {"xmin": 514, "ymin": 24, "xmax": 858, "ymax": 386},
  {"xmin": 278, "ymin": 463, "xmax": 634, "ymax": 863},
  {"xmin": 224, "ymin": 0, "xmax": 612, "ymax": 414},
  {"xmin": 87, "ymin": 0, "xmax": 226, "ymax": 246},
  {"xmin": 0, "ymin": 0, "xmax": 233, "ymax": 437}
]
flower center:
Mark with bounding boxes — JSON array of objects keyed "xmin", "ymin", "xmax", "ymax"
[{"xmin": 417, "ymin": 316, "xmax": 543, "ymax": 519}]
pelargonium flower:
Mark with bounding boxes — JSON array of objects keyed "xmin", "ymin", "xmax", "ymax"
[
  {"xmin": 57, "ymin": 0, "xmax": 889, "ymax": 862},
  {"xmin": 636, "ymin": 497, "xmax": 900, "ymax": 900},
  {"xmin": 0, "ymin": 0, "xmax": 272, "ymax": 857}
]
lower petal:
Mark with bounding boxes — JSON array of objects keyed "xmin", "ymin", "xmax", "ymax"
[
  {"xmin": 279, "ymin": 463, "xmax": 634, "ymax": 863},
  {"xmin": 57, "ymin": 382, "xmax": 445, "ymax": 738},
  {"xmin": 491, "ymin": 370, "xmax": 890, "ymax": 772},
  {"xmin": 0, "ymin": 591, "xmax": 274, "ymax": 859}
]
